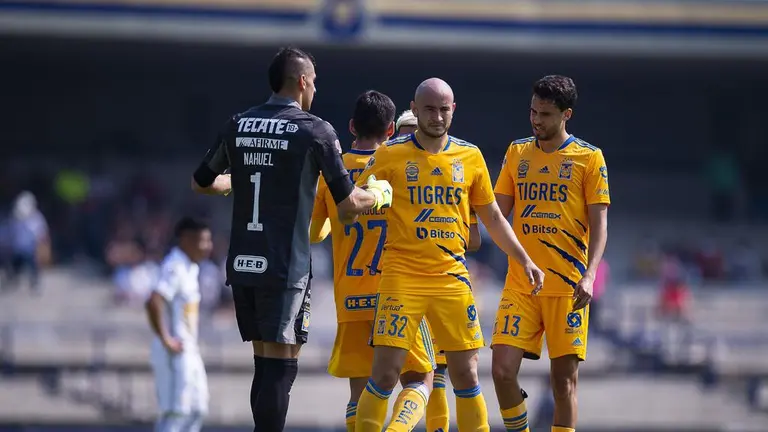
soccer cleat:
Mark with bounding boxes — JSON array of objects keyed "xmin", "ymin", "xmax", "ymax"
[{"xmin": 366, "ymin": 175, "xmax": 393, "ymax": 210}]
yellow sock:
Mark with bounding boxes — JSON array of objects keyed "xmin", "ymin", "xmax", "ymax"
[
  {"xmin": 346, "ymin": 402, "xmax": 357, "ymax": 432},
  {"xmin": 552, "ymin": 427, "xmax": 575, "ymax": 432},
  {"xmin": 355, "ymin": 379, "xmax": 392, "ymax": 432},
  {"xmin": 385, "ymin": 382, "xmax": 429, "ymax": 432},
  {"xmin": 453, "ymin": 385, "xmax": 490, "ymax": 432},
  {"xmin": 426, "ymin": 367, "xmax": 450, "ymax": 432},
  {"xmin": 501, "ymin": 400, "xmax": 529, "ymax": 432}
]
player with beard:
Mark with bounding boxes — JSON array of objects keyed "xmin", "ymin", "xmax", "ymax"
[
  {"xmin": 490, "ymin": 75, "xmax": 610, "ymax": 432},
  {"xmin": 353, "ymin": 78, "xmax": 544, "ymax": 432},
  {"xmin": 393, "ymin": 108, "xmax": 483, "ymax": 432}
]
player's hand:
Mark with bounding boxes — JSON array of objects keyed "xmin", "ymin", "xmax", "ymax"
[
  {"xmin": 523, "ymin": 259, "xmax": 545, "ymax": 295},
  {"xmin": 572, "ymin": 275, "xmax": 594, "ymax": 311},
  {"xmin": 163, "ymin": 337, "xmax": 184, "ymax": 354},
  {"xmin": 366, "ymin": 175, "xmax": 393, "ymax": 210}
]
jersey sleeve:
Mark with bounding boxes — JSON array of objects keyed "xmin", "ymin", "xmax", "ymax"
[
  {"xmin": 469, "ymin": 210, "xmax": 478, "ymax": 225},
  {"xmin": 584, "ymin": 149, "xmax": 611, "ymax": 205},
  {"xmin": 153, "ymin": 262, "xmax": 179, "ymax": 301},
  {"xmin": 310, "ymin": 121, "xmax": 354, "ymax": 204},
  {"xmin": 356, "ymin": 145, "xmax": 389, "ymax": 186},
  {"xmin": 469, "ymin": 150, "xmax": 496, "ymax": 207},
  {"xmin": 193, "ymin": 117, "xmax": 233, "ymax": 187},
  {"xmin": 493, "ymin": 146, "xmax": 516, "ymax": 197},
  {"xmin": 310, "ymin": 178, "xmax": 331, "ymax": 243}
]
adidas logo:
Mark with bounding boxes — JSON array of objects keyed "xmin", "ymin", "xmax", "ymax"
[
  {"xmin": 572, "ymin": 338, "xmax": 583, "ymax": 347},
  {"xmin": 539, "ymin": 166, "xmax": 550, "ymax": 174},
  {"xmin": 431, "ymin": 167, "xmax": 443, "ymax": 176}
]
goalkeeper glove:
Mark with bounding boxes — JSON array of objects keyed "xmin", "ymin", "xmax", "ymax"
[{"xmin": 366, "ymin": 175, "xmax": 393, "ymax": 210}]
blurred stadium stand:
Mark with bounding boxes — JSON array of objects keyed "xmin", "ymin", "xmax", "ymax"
[{"xmin": 2, "ymin": 0, "xmax": 768, "ymax": 431}]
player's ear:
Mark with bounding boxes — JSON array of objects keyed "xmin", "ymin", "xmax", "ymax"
[
  {"xmin": 452, "ymin": 102, "xmax": 457, "ymax": 113},
  {"xmin": 409, "ymin": 100, "xmax": 416, "ymax": 115},
  {"xmin": 386, "ymin": 121, "xmax": 395, "ymax": 138},
  {"xmin": 349, "ymin": 119, "xmax": 357, "ymax": 137},
  {"xmin": 563, "ymin": 108, "xmax": 573, "ymax": 121},
  {"xmin": 298, "ymin": 74, "xmax": 308, "ymax": 92}
]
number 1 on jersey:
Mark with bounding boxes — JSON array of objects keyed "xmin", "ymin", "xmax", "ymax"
[{"xmin": 248, "ymin": 173, "xmax": 264, "ymax": 232}]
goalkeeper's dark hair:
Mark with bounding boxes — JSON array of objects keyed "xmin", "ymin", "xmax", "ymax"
[
  {"xmin": 532, "ymin": 75, "xmax": 578, "ymax": 112},
  {"xmin": 268, "ymin": 47, "xmax": 316, "ymax": 93},
  {"xmin": 353, "ymin": 90, "xmax": 396, "ymax": 140}
]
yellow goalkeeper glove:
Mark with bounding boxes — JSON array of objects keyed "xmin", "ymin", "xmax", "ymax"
[{"xmin": 366, "ymin": 175, "xmax": 393, "ymax": 210}]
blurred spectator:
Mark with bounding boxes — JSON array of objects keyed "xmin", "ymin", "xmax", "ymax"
[
  {"xmin": 657, "ymin": 252, "xmax": 691, "ymax": 323},
  {"xmin": 695, "ymin": 240, "xmax": 725, "ymax": 281},
  {"xmin": 705, "ymin": 150, "xmax": 741, "ymax": 222},
  {"xmin": 109, "ymin": 238, "xmax": 158, "ymax": 305},
  {"xmin": 590, "ymin": 258, "xmax": 610, "ymax": 332},
  {"xmin": 4, "ymin": 191, "xmax": 50, "ymax": 293},
  {"xmin": 631, "ymin": 238, "xmax": 661, "ymax": 280},
  {"xmin": 728, "ymin": 239, "xmax": 763, "ymax": 281}
]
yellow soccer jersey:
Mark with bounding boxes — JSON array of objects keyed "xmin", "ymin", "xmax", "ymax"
[
  {"xmin": 357, "ymin": 133, "xmax": 495, "ymax": 293},
  {"xmin": 495, "ymin": 135, "xmax": 610, "ymax": 297},
  {"xmin": 313, "ymin": 149, "xmax": 386, "ymax": 322}
]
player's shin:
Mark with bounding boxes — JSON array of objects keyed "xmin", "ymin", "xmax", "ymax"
[
  {"xmin": 426, "ymin": 366, "xmax": 450, "ymax": 432},
  {"xmin": 250, "ymin": 355, "xmax": 264, "ymax": 424},
  {"xmin": 454, "ymin": 385, "xmax": 490, "ymax": 432},
  {"xmin": 251, "ymin": 357, "xmax": 298, "ymax": 432},
  {"xmin": 355, "ymin": 378, "xmax": 393, "ymax": 432},
  {"xmin": 385, "ymin": 382, "xmax": 430, "ymax": 432}
]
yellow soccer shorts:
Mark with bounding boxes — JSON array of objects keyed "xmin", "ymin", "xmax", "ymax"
[
  {"xmin": 373, "ymin": 291, "xmax": 484, "ymax": 353},
  {"xmin": 491, "ymin": 290, "xmax": 589, "ymax": 360},
  {"xmin": 425, "ymin": 320, "xmax": 447, "ymax": 366},
  {"xmin": 328, "ymin": 320, "xmax": 435, "ymax": 378}
]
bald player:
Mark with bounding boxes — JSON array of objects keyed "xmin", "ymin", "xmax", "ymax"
[
  {"xmin": 354, "ymin": 78, "xmax": 544, "ymax": 432},
  {"xmin": 394, "ymin": 108, "xmax": 483, "ymax": 432}
]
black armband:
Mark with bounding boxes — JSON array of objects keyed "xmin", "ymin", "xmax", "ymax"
[
  {"xmin": 193, "ymin": 162, "xmax": 218, "ymax": 188},
  {"xmin": 327, "ymin": 175, "xmax": 355, "ymax": 205}
]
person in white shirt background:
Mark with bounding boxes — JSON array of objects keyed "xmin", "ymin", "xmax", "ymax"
[
  {"xmin": 145, "ymin": 217, "xmax": 213, "ymax": 432},
  {"xmin": 3, "ymin": 191, "xmax": 50, "ymax": 293}
]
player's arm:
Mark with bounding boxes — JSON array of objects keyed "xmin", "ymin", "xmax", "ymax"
[
  {"xmin": 494, "ymin": 151, "xmax": 516, "ymax": 218},
  {"xmin": 309, "ymin": 178, "xmax": 332, "ymax": 243},
  {"xmin": 467, "ymin": 210, "xmax": 481, "ymax": 252},
  {"xmin": 144, "ymin": 265, "xmax": 183, "ymax": 354},
  {"xmin": 473, "ymin": 151, "xmax": 543, "ymax": 289},
  {"xmin": 310, "ymin": 122, "xmax": 389, "ymax": 224},
  {"xmin": 192, "ymin": 118, "xmax": 234, "ymax": 196},
  {"xmin": 573, "ymin": 150, "xmax": 611, "ymax": 309}
]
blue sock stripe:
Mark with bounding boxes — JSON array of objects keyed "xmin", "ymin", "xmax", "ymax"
[
  {"xmin": 503, "ymin": 413, "xmax": 527, "ymax": 423},
  {"xmin": 503, "ymin": 412, "xmax": 528, "ymax": 431},
  {"xmin": 365, "ymin": 378, "xmax": 392, "ymax": 399},
  {"xmin": 453, "ymin": 385, "xmax": 482, "ymax": 398},
  {"xmin": 433, "ymin": 372, "xmax": 447, "ymax": 388},
  {"xmin": 435, "ymin": 366, "xmax": 447, "ymax": 375}
]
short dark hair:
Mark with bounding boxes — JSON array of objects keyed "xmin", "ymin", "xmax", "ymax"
[
  {"xmin": 352, "ymin": 90, "xmax": 396, "ymax": 140},
  {"xmin": 268, "ymin": 47, "xmax": 316, "ymax": 93},
  {"xmin": 532, "ymin": 75, "xmax": 577, "ymax": 111},
  {"xmin": 174, "ymin": 217, "xmax": 209, "ymax": 238}
]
